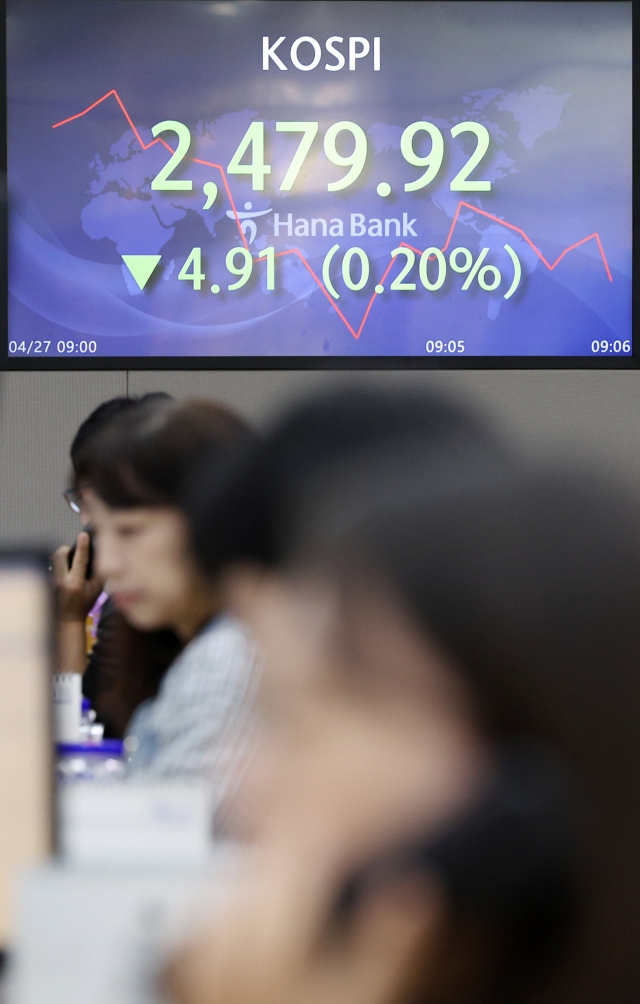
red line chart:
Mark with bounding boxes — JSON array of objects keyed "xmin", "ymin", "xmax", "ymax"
[
  {"xmin": 53, "ymin": 89, "xmax": 250, "ymax": 252},
  {"xmin": 441, "ymin": 201, "xmax": 612, "ymax": 280},
  {"xmin": 52, "ymin": 89, "xmax": 613, "ymax": 341}
]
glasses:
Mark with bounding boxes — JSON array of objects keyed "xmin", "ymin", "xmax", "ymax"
[{"xmin": 63, "ymin": 485, "xmax": 89, "ymax": 515}]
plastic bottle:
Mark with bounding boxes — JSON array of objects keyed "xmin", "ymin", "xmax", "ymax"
[
  {"xmin": 79, "ymin": 698, "xmax": 104, "ymax": 744},
  {"xmin": 52, "ymin": 673, "xmax": 82, "ymax": 742}
]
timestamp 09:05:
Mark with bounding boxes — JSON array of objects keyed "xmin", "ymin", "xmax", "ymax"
[
  {"xmin": 426, "ymin": 339, "xmax": 465, "ymax": 354},
  {"xmin": 9, "ymin": 340, "xmax": 98, "ymax": 355}
]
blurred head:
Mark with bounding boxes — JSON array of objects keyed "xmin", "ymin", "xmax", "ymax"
[
  {"xmin": 187, "ymin": 387, "xmax": 505, "ymax": 845},
  {"xmin": 67, "ymin": 392, "xmax": 172, "ymax": 524},
  {"xmin": 190, "ymin": 389, "xmax": 640, "ymax": 1003},
  {"xmin": 188, "ymin": 386, "xmax": 504, "ymax": 577},
  {"xmin": 86, "ymin": 398, "xmax": 252, "ymax": 640}
]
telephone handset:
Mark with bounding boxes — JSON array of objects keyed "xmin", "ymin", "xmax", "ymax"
[{"xmin": 67, "ymin": 527, "xmax": 95, "ymax": 580}]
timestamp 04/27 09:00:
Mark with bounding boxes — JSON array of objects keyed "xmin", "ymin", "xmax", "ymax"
[{"xmin": 9, "ymin": 340, "xmax": 98, "ymax": 355}]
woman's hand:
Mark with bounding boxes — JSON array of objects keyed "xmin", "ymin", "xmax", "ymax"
[
  {"xmin": 53, "ymin": 531, "xmax": 103, "ymax": 674},
  {"xmin": 53, "ymin": 531, "xmax": 103, "ymax": 622}
]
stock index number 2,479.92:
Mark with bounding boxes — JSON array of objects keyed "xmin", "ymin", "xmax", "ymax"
[{"xmin": 150, "ymin": 118, "xmax": 495, "ymax": 195}]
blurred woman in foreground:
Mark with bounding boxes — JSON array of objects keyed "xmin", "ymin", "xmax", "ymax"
[
  {"xmin": 84, "ymin": 397, "xmax": 257, "ymax": 792},
  {"xmin": 170, "ymin": 391, "xmax": 640, "ymax": 1004}
]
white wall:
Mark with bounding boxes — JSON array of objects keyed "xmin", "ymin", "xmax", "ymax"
[{"xmin": 1, "ymin": 369, "xmax": 639, "ymax": 549}]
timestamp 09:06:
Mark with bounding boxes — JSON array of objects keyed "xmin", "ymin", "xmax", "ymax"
[
  {"xmin": 9, "ymin": 340, "xmax": 98, "ymax": 355},
  {"xmin": 591, "ymin": 340, "xmax": 631, "ymax": 354}
]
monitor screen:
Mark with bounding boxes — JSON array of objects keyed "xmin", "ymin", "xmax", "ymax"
[
  {"xmin": 5, "ymin": 0, "xmax": 634, "ymax": 368},
  {"xmin": 0, "ymin": 555, "xmax": 52, "ymax": 947}
]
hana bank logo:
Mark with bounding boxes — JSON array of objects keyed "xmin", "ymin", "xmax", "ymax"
[{"xmin": 226, "ymin": 202, "xmax": 272, "ymax": 244}]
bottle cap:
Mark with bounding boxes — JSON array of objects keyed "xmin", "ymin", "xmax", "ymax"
[{"xmin": 56, "ymin": 740, "xmax": 124, "ymax": 757}]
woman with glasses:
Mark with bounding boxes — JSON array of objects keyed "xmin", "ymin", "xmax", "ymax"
[
  {"xmin": 53, "ymin": 393, "xmax": 174, "ymax": 735},
  {"xmin": 80, "ymin": 396, "xmax": 258, "ymax": 794}
]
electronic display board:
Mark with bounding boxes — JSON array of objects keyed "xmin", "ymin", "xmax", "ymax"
[{"xmin": 4, "ymin": 0, "xmax": 634, "ymax": 368}]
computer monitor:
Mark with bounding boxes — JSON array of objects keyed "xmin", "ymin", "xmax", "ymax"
[
  {"xmin": 3, "ymin": 0, "xmax": 634, "ymax": 369},
  {"xmin": 0, "ymin": 554, "xmax": 53, "ymax": 948}
]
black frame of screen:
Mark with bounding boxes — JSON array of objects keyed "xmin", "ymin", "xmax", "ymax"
[{"xmin": 1, "ymin": 0, "xmax": 637, "ymax": 372}]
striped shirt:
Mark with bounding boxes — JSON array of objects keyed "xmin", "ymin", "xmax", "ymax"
[{"xmin": 124, "ymin": 615, "xmax": 258, "ymax": 804}]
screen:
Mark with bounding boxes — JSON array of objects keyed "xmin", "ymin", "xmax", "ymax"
[
  {"xmin": 0, "ymin": 556, "xmax": 52, "ymax": 946},
  {"xmin": 5, "ymin": 0, "xmax": 633, "ymax": 366}
]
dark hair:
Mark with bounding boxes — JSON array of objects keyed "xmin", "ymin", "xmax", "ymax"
[
  {"xmin": 87, "ymin": 397, "xmax": 252, "ymax": 510},
  {"xmin": 187, "ymin": 387, "xmax": 505, "ymax": 576},
  {"xmin": 70, "ymin": 392, "xmax": 173, "ymax": 483},
  {"xmin": 298, "ymin": 456, "xmax": 640, "ymax": 1004}
]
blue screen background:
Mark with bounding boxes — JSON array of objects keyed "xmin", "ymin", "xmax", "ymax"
[{"xmin": 7, "ymin": 1, "xmax": 632, "ymax": 359}]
